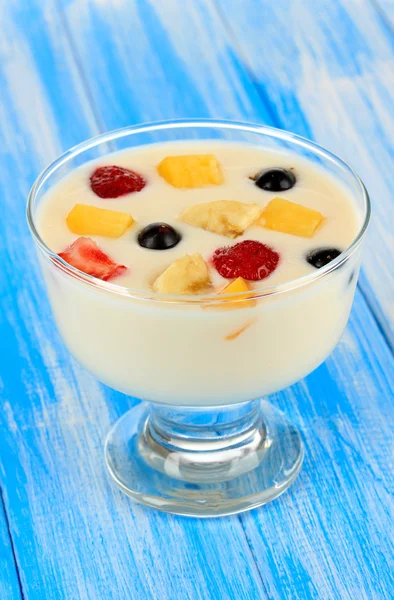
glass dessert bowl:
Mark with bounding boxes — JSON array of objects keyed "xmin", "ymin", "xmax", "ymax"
[{"xmin": 27, "ymin": 120, "xmax": 370, "ymax": 517}]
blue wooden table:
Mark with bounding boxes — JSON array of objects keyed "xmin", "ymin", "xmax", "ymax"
[{"xmin": 1, "ymin": 1, "xmax": 394, "ymax": 598}]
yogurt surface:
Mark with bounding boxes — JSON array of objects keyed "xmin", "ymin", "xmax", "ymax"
[{"xmin": 37, "ymin": 141, "xmax": 361, "ymax": 293}]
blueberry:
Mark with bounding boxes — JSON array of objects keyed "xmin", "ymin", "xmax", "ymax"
[
  {"xmin": 138, "ymin": 223, "xmax": 181, "ymax": 250},
  {"xmin": 254, "ymin": 168, "xmax": 296, "ymax": 192},
  {"xmin": 306, "ymin": 248, "xmax": 342, "ymax": 269}
]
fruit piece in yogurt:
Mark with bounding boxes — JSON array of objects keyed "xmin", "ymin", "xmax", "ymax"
[
  {"xmin": 66, "ymin": 204, "xmax": 134, "ymax": 238},
  {"xmin": 259, "ymin": 197, "xmax": 324, "ymax": 238},
  {"xmin": 157, "ymin": 154, "xmax": 223, "ymax": 188},
  {"xmin": 153, "ymin": 254, "xmax": 211, "ymax": 294},
  {"xmin": 306, "ymin": 248, "xmax": 342, "ymax": 268},
  {"xmin": 138, "ymin": 223, "xmax": 181, "ymax": 250},
  {"xmin": 90, "ymin": 165, "xmax": 146, "ymax": 198},
  {"xmin": 179, "ymin": 200, "xmax": 261, "ymax": 239},
  {"xmin": 219, "ymin": 277, "xmax": 256, "ymax": 309},
  {"xmin": 254, "ymin": 168, "xmax": 296, "ymax": 191},
  {"xmin": 58, "ymin": 237, "xmax": 127, "ymax": 281},
  {"xmin": 212, "ymin": 240, "xmax": 280, "ymax": 281}
]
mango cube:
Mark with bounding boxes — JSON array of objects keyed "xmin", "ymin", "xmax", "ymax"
[
  {"xmin": 153, "ymin": 254, "xmax": 211, "ymax": 294},
  {"xmin": 66, "ymin": 204, "xmax": 134, "ymax": 238},
  {"xmin": 219, "ymin": 277, "xmax": 256, "ymax": 309},
  {"xmin": 157, "ymin": 154, "xmax": 223, "ymax": 188},
  {"xmin": 180, "ymin": 200, "xmax": 261, "ymax": 238},
  {"xmin": 259, "ymin": 198, "xmax": 324, "ymax": 238}
]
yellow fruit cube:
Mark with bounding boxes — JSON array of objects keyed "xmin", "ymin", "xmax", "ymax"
[
  {"xmin": 153, "ymin": 254, "xmax": 211, "ymax": 294},
  {"xmin": 259, "ymin": 198, "xmax": 324, "ymax": 238},
  {"xmin": 157, "ymin": 154, "xmax": 223, "ymax": 188},
  {"xmin": 179, "ymin": 200, "xmax": 261, "ymax": 238},
  {"xmin": 220, "ymin": 277, "xmax": 250, "ymax": 295},
  {"xmin": 219, "ymin": 277, "xmax": 256, "ymax": 309},
  {"xmin": 66, "ymin": 204, "xmax": 134, "ymax": 238}
]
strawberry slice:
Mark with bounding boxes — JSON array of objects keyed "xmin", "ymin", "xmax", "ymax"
[
  {"xmin": 90, "ymin": 165, "xmax": 146, "ymax": 198},
  {"xmin": 212, "ymin": 240, "xmax": 280, "ymax": 281},
  {"xmin": 58, "ymin": 237, "xmax": 127, "ymax": 281}
]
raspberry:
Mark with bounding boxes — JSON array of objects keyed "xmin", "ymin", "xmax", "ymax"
[
  {"xmin": 212, "ymin": 240, "xmax": 280, "ymax": 281},
  {"xmin": 90, "ymin": 165, "xmax": 146, "ymax": 198},
  {"xmin": 58, "ymin": 237, "xmax": 127, "ymax": 281}
]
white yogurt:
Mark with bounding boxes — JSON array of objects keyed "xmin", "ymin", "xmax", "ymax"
[{"xmin": 36, "ymin": 141, "xmax": 362, "ymax": 406}]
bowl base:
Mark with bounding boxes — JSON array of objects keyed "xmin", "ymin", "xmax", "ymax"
[{"xmin": 105, "ymin": 400, "xmax": 304, "ymax": 517}]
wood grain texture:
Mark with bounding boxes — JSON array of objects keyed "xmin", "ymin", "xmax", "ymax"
[
  {"xmin": 0, "ymin": 497, "xmax": 22, "ymax": 600},
  {"xmin": 58, "ymin": 0, "xmax": 270, "ymax": 126},
  {"xmin": 374, "ymin": 0, "xmax": 394, "ymax": 26},
  {"xmin": 0, "ymin": 0, "xmax": 393, "ymax": 598}
]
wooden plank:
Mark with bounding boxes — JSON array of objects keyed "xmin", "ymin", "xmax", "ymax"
[
  {"xmin": 58, "ymin": 0, "xmax": 271, "ymax": 127},
  {"xmin": 0, "ymin": 2, "xmax": 268, "ymax": 599},
  {"xmin": 59, "ymin": 1, "xmax": 394, "ymax": 598},
  {"xmin": 374, "ymin": 0, "xmax": 394, "ymax": 26},
  {"xmin": 214, "ymin": 0, "xmax": 394, "ymax": 351},
  {"xmin": 0, "ymin": 497, "xmax": 22, "ymax": 600}
]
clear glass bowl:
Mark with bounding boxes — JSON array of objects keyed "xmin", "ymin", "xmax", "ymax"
[{"xmin": 27, "ymin": 120, "xmax": 370, "ymax": 517}]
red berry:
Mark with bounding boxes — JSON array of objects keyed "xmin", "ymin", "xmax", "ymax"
[
  {"xmin": 58, "ymin": 237, "xmax": 127, "ymax": 281},
  {"xmin": 90, "ymin": 165, "xmax": 146, "ymax": 198},
  {"xmin": 212, "ymin": 240, "xmax": 280, "ymax": 281}
]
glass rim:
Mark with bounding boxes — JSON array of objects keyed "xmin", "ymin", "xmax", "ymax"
[{"xmin": 27, "ymin": 118, "xmax": 371, "ymax": 304}]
